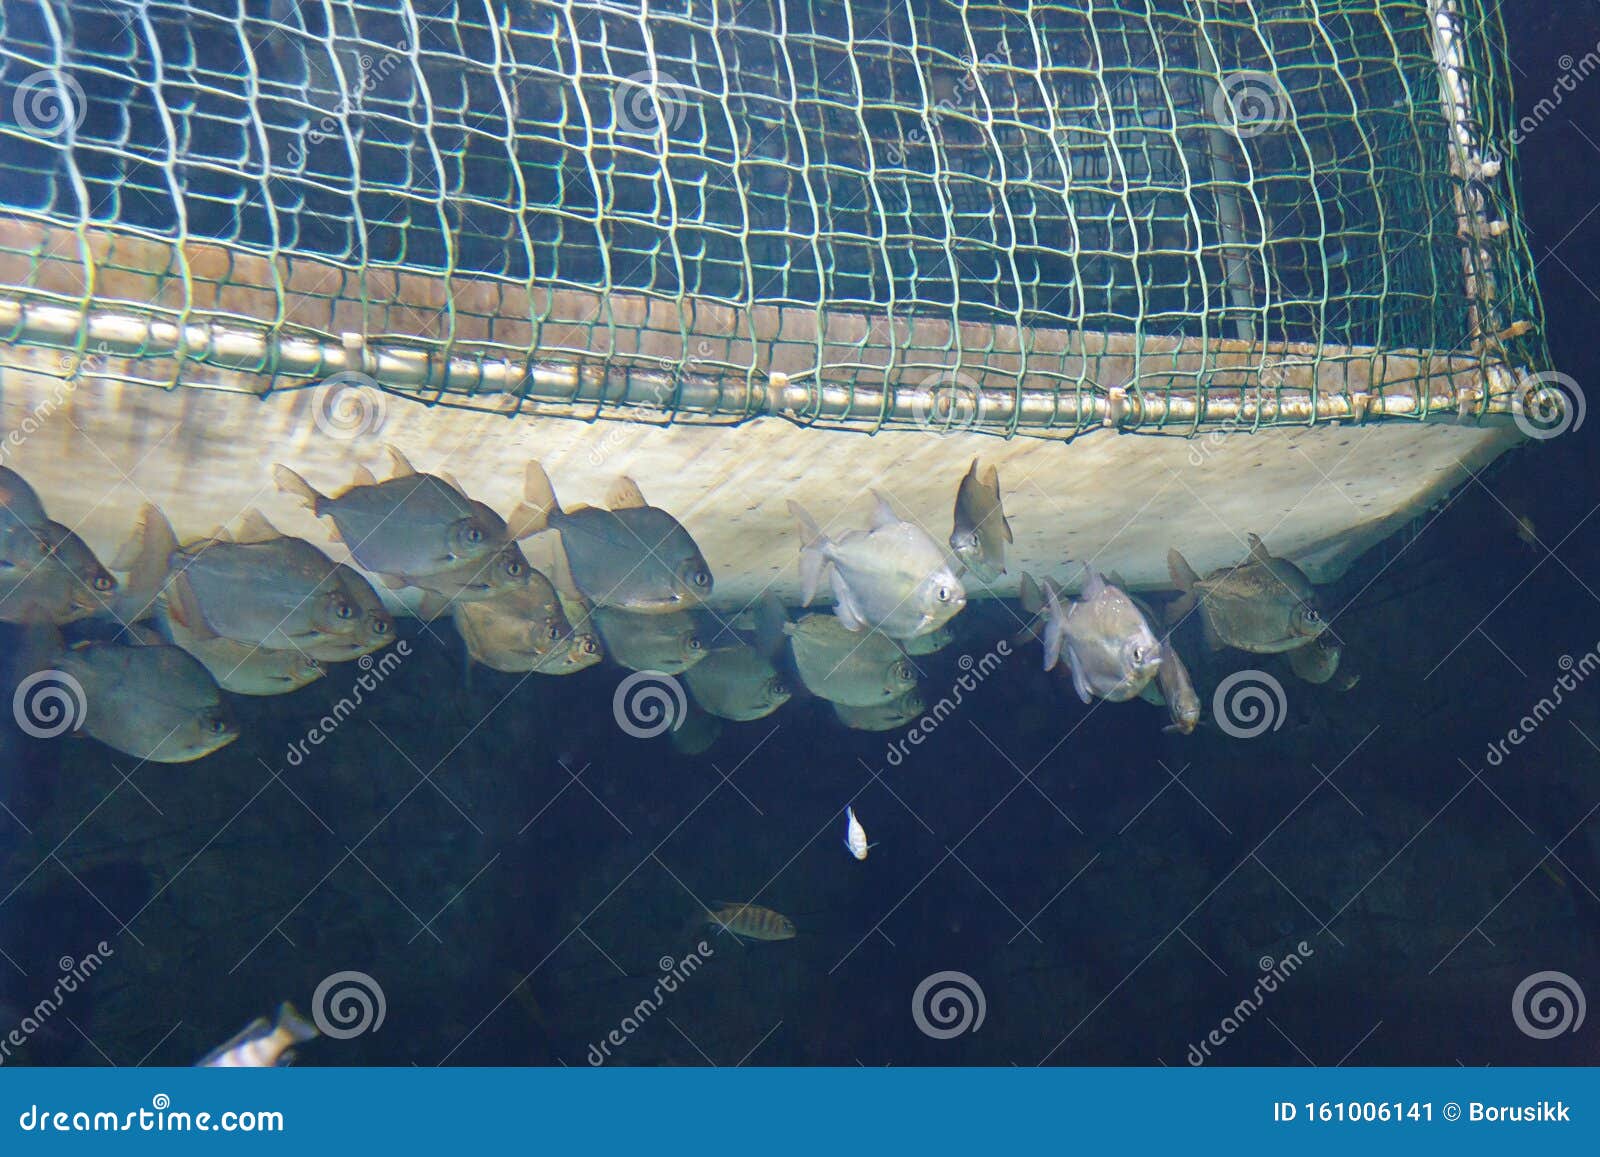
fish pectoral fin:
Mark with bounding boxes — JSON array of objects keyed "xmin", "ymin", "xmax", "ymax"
[
  {"xmin": 1068, "ymin": 658, "xmax": 1093, "ymax": 704},
  {"xmin": 416, "ymin": 591, "xmax": 450, "ymax": 621},
  {"xmin": 164, "ymin": 572, "xmax": 217, "ymax": 640},
  {"xmin": 606, "ymin": 477, "xmax": 649, "ymax": 510}
]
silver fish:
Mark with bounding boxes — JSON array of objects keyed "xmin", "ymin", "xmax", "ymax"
[
  {"xmin": 161, "ymin": 609, "xmax": 325, "ymax": 696},
  {"xmin": 0, "ymin": 521, "xmax": 116, "ymax": 624},
  {"xmin": 784, "ymin": 613, "xmax": 918, "ymax": 706},
  {"xmin": 509, "ymin": 464, "xmax": 712, "ymax": 613},
  {"xmin": 274, "ymin": 447, "xmax": 506, "ymax": 582},
  {"xmin": 1040, "ymin": 568, "xmax": 1162, "ymax": 703},
  {"xmin": 591, "ymin": 607, "xmax": 707, "ymax": 674},
  {"xmin": 902, "ymin": 623, "xmax": 956, "ymax": 656},
  {"xmin": 453, "ymin": 577, "xmax": 602, "ymax": 675},
  {"xmin": 789, "ymin": 494, "xmax": 965, "ymax": 640},
  {"xmin": 1144, "ymin": 638, "xmax": 1201, "ymax": 733},
  {"xmin": 683, "ymin": 643, "xmax": 791, "ymax": 721},
  {"xmin": 1168, "ymin": 535, "xmax": 1327, "ymax": 654},
  {"xmin": 52, "ymin": 639, "xmax": 238, "ymax": 763},
  {"xmin": 118, "ymin": 506, "xmax": 369, "ymax": 654},
  {"xmin": 950, "ymin": 458, "xmax": 1012, "ymax": 583},
  {"xmin": 832, "ymin": 689, "xmax": 926, "ymax": 731},
  {"xmin": 411, "ymin": 541, "xmax": 533, "ymax": 621}
]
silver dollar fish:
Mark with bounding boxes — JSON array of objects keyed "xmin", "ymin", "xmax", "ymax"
[
  {"xmin": 1039, "ymin": 568, "xmax": 1162, "ymax": 703},
  {"xmin": 784, "ymin": 613, "xmax": 918, "ymax": 707},
  {"xmin": 833, "ymin": 689, "xmax": 926, "ymax": 732},
  {"xmin": 683, "ymin": 643, "xmax": 791, "ymax": 721},
  {"xmin": 949, "ymin": 458, "xmax": 1013, "ymax": 583},
  {"xmin": 789, "ymin": 493, "xmax": 965, "ymax": 640},
  {"xmin": 591, "ymin": 607, "xmax": 707, "ymax": 675},
  {"xmin": 1167, "ymin": 534, "xmax": 1327, "ymax": 654},
  {"xmin": 510, "ymin": 463, "xmax": 712, "ymax": 613},
  {"xmin": 275, "ymin": 447, "xmax": 506, "ymax": 583}
]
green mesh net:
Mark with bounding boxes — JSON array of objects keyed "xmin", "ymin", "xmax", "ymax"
[{"xmin": 0, "ymin": 0, "xmax": 1551, "ymax": 436}]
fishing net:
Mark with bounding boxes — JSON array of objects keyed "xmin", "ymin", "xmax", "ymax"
[{"xmin": 0, "ymin": 0, "xmax": 1552, "ymax": 437}]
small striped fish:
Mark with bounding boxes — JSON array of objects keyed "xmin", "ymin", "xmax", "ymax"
[{"xmin": 702, "ymin": 902, "xmax": 796, "ymax": 941}]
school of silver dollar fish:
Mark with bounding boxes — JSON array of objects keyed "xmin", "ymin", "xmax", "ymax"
[{"xmin": 3, "ymin": 451, "xmax": 1358, "ymax": 1062}]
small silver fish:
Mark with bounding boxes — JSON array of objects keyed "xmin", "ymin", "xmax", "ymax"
[
  {"xmin": 161, "ymin": 608, "xmax": 325, "ymax": 696},
  {"xmin": 197, "ymin": 1003, "xmax": 318, "ymax": 1067},
  {"xmin": 844, "ymin": 805, "xmax": 870, "ymax": 860},
  {"xmin": 789, "ymin": 493, "xmax": 965, "ymax": 640},
  {"xmin": 50, "ymin": 638, "xmax": 238, "ymax": 763},
  {"xmin": 1152, "ymin": 637, "xmax": 1201, "ymax": 733},
  {"xmin": 0, "ymin": 521, "xmax": 116, "ymax": 624},
  {"xmin": 683, "ymin": 643, "xmax": 791, "ymax": 721},
  {"xmin": 832, "ymin": 689, "xmax": 925, "ymax": 731},
  {"xmin": 784, "ymin": 613, "xmax": 918, "ymax": 706},
  {"xmin": 1167, "ymin": 535, "xmax": 1327, "ymax": 654},
  {"xmin": 950, "ymin": 458, "xmax": 1013, "ymax": 583},
  {"xmin": 453, "ymin": 577, "xmax": 602, "ymax": 675},
  {"xmin": 117, "ymin": 506, "xmax": 369, "ymax": 655},
  {"xmin": 410, "ymin": 541, "xmax": 533, "ymax": 620},
  {"xmin": 1040, "ymin": 568, "xmax": 1162, "ymax": 703},
  {"xmin": 275, "ymin": 447, "xmax": 506, "ymax": 582},
  {"xmin": 902, "ymin": 623, "xmax": 956, "ymax": 656},
  {"xmin": 591, "ymin": 607, "xmax": 707, "ymax": 674}
]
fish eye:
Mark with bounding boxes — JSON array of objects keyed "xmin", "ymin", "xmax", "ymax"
[
  {"xmin": 93, "ymin": 574, "xmax": 115, "ymax": 592},
  {"xmin": 465, "ymin": 525, "xmax": 484, "ymax": 544},
  {"xmin": 371, "ymin": 616, "xmax": 391, "ymax": 635},
  {"xmin": 894, "ymin": 661, "xmax": 914, "ymax": 682},
  {"xmin": 506, "ymin": 558, "xmax": 525, "ymax": 578},
  {"xmin": 208, "ymin": 717, "xmax": 232, "ymax": 735},
  {"xmin": 687, "ymin": 635, "xmax": 703, "ymax": 652},
  {"xmin": 692, "ymin": 569, "xmax": 711, "ymax": 588},
  {"xmin": 769, "ymin": 678, "xmax": 788, "ymax": 698},
  {"xmin": 335, "ymin": 600, "xmax": 355, "ymax": 620},
  {"xmin": 1304, "ymin": 607, "xmax": 1321, "ymax": 623},
  {"xmin": 936, "ymin": 585, "xmax": 952, "ymax": 603},
  {"xmin": 581, "ymin": 636, "xmax": 600, "ymax": 656},
  {"xmin": 546, "ymin": 623, "xmax": 563, "ymax": 642}
]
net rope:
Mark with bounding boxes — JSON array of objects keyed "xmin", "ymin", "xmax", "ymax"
[{"xmin": 0, "ymin": 0, "xmax": 1551, "ymax": 436}]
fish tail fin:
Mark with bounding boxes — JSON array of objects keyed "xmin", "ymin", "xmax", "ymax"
[
  {"xmin": 110, "ymin": 504, "xmax": 177, "ymax": 626},
  {"xmin": 1041, "ymin": 583, "xmax": 1066, "ymax": 672},
  {"xmin": 787, "ymin": 501, "xmax": 829, "ymax": 606},
  {"xmin": 1013, "ymin": 572, "xmax": 1047, "ymax": 646},
  {"xmin": 273, "ymin": 464, "xmax": 326, "ymax": 515},
  {"xmin": 275, "ymin": 1002, "xmax": 319, "ymax": 1044},
  {"xmin": 1165, "ymin": 547, "xmax": 1200, "ymax": 623},
  {"xmin": 508, "ymin": 461, "xmax": 559, "ymax": 539},
  {"xmin": 752, "ymin": 592, "xmax": 790, "ymax": 661}
]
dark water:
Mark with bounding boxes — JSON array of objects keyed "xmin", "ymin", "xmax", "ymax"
[{"xmin": 3, "ymin": 0, "xmax": 1600, "ymax": 1068}]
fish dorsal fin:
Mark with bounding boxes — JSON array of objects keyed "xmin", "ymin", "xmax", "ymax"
[
  {"xmin": 1246, "ymin": 534, "xmax": 1272, "ymax": 563},
  {"xmin": 351, "ymin": 463, "xmax": 378, "ymax": 487},
  {"xmin": 233, "ymin": 509, "xmax": 282, "ymax": 545},
  {"xmin": 1081, "ymin": 566, "xmax": 1107, "ymax": 598},
  {"xmin": 437, "ymin": 470, "xmax": 467, "ymax": 496},
  {"xmin": 1018, "ymin": 572, "xmax": 1043, "ymax": 615},
  {"xmin": 384, "ymin": 445, "xmax": 417, "ymax": 478},
  {"xmin": 868, "ymin": 491, "xmax": 900, "ymax": 530},
  {"xmin": 206, "ymin": 525, "xmax": 234, "ymax": 543},
  {"xmin": 607, "ymin": 477, "xmax": 648, "ymax": 510},
  {"xmin": 1106, "ymin": 570, "xmax": 1128, "ymax": 590}
]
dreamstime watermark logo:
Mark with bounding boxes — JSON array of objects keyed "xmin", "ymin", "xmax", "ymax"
[
  {"xmin": 286, "ymin": 40, "xmax": 409, "ymax": 164},
  {"xmin": 1512, "ymin": 970, "xmax": 1585, "ymax": 1039},
  {"xmin": 612, "ymin": 70, "xmax": 688, "ymax": 136},
  {"xmin": 1187, "ymin": 942, "xmax": 1315, "ymax": 1064},
  {"xmin": 586, "ymin": 941, "xmax": 716, "ymax": 1065},
  {"xmin": 1211, "ymin": 669, "xmax": 1287, "ymax": 739},
  {"xmin": 885, "ymin": 641, "xmax": 1010, "ymax": 767},
  {"xmin": 311, "ymin": 970, "xmax": 386, "ymax": 1040},
  {"xmin": 612, "ymin": 670, "xmax": 687, "ymax": 738},
  {"xmin": 1511, "ymin": 370, "xmax": 1585, "ymax": 441},
  {"xmin": 1483, "ymin": 647, "xmax": 1600, "ymax": 767},
  {"xmin": 12, "ymin": 70, "xmax": 86, "ymax": 138},
  {"xmin": 1213, "ymin": 70, "xmax": 1290, "ymax": 139},
  {"xmin": 12, "ymin": 669, "xmax": 87, "ymax": 739},
  {"xmin": 283, "ymin": 643, "xmax": 410, "ymax": 766},
  {"xmin": 1509, "ymin": 41, "xmax": 1600, "ymax": 146},
  {"xmin": 310, "ymin": 372, "xmax": 387, "ymax": 440},
  {"xmin": 910, "ymin": 369, "xmax": 986, "ymax": 435},
  {"xmin": 0, "ymin": 941, "xmax": 114, "ymax": 1066},
  {"xmin": 912, "ymin": 970, "xmax": 986, "ymax": 1039}
]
